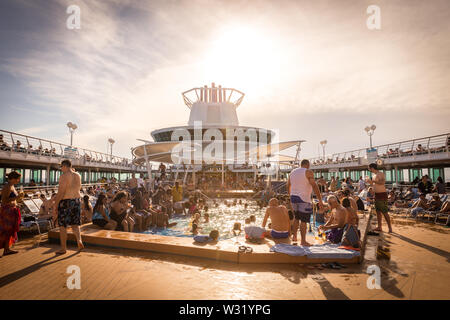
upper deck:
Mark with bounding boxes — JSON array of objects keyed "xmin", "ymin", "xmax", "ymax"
[
  {"xmin": 309, "ymin": 132, "xmax": 450, "ymax": 170},
  {"xmin": 0, "ymin": 129, "xmax": 146, "ymax": 172}
]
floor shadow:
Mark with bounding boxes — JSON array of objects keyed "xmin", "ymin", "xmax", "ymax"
[
  {"xmin": 278, "ymin": 268, "xmax": 306, "ymax": 284},
  {"xmin": 389, "ymin": 232, "xmax": 450, "ymax": 262},
  {"xmin": 310, "ymin": 273, "xmax": 350, "ymax": 300},
  {"xmin": 378, "ymin": 265, "xmax": 406, "ymax": 298},
  {"xmin": 0, "ymin": 252, "xmax": 79, "ymax": 289}
]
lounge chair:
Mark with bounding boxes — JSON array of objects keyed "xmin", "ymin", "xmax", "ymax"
[
  {"xmin": 434, "ymin": 212, "xmax": 449, "ymax": 226},
  {"xmin": 22, "ymin": 199, "xmax": 54, "ymax": 231},
  {"xmin": 422, "ymin": 209, "xmax": 441, "ymax": 222}
]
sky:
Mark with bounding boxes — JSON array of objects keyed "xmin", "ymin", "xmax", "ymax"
[{"xmin": 0, "ymin": 0, "xmax": 449, "ymax": 161}]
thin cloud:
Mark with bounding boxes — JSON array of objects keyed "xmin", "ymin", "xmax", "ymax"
[{"xmin": 1, "ymin": 0, "xmax": 449, "ymax": 159}]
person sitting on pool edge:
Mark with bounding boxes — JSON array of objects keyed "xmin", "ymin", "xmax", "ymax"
[
  {"xmin": 262, "ymin": 198, "xmax": 291, "ymax": 240},
  {"xmin": 151, "ymin": 206, "xmax": 170, "ymax": 228},
  {"xmin": 92, "ymin": 193, "xmax": 117, "ymax": 230},
  {"xmin": 318, "ymin": 195, "xmax": 347, "ymax": 244}
]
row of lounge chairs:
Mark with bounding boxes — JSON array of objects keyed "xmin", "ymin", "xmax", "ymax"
[{"xmin": 390, "ymin": 194, "xmax": 449, "ymax": 226}]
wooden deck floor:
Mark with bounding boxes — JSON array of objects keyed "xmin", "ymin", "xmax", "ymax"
[{"xmin": 0, "ymin": 215, "xmax": 449, "ymax": 299}]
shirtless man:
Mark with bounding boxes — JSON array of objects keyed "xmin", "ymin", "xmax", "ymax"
[
  {"xmin": 151, "ymin": 207, "xmax": 169, "ymax": 228},
  {"xmin": 287, "ymin": 159, "xmax": 324, "ymax": 246},
  {"xmin": 342, "ymin": 197, "xmax": 359, "ymax": 226},
  {"xmin": 318, "ymin": 195, "xmax": 347, "ymax": 243},
  {"xmin": 53, "ymin": 160, "xmax": 84, "ymax": 254},
  {"xmin": 366, "ymin": 163, "xmax": 393, "ymax": 233},
  {"xmin": 262, "ymin": 198, "xmax": 291, "ymax": 240},
  {"xmin": 342, "ymin": 189, "xmax": 358, "ymax": 212},
  {"xmin": 129, "ymin": 173, "xmax": 138, "ymax": 196},
  {"xmin": 38, "ymin": 194, "xmax": 53, "ymax": 220}
]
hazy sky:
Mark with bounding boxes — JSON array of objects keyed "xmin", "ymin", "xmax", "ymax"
[{"xmin": 1, "ymin": 0, "xmax": 449, "ymax": 160}]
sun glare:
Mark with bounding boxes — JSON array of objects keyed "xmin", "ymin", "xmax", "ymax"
[{"xmin": 202, "ymin": 26, "xmax": 284, "ymax": 92}]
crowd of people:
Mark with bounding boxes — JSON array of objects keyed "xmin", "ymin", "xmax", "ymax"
[{"xmin": 2, "ymin": 156, "xmax": 449, "ymax": 257}]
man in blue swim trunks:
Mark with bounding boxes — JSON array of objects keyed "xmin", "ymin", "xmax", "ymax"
[
  {"xmin": 262, "ymin": 198, "xmax": 291, "ymax": 240},
  {"xmin": 287, "ymin": 159, "xmax": 324, "ymax": 246}
]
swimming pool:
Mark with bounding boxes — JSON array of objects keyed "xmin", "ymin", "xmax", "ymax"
[{"xmin": 142, "ymin": 199, "xmax": 323, "ymax": 240}]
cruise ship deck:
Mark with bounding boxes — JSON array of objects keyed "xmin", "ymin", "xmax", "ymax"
[{"xmin": 0, "ymin": 129, "xmax": 147, "ymax": 185}]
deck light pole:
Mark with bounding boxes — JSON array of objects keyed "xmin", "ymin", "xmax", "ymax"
[
  {"xmin": 320, "ymin": 140, "xmax": 327, "ymax": 160},
  {"xmin": 364, "ymin": 125, "xmax": 376, "ymax": 148},
  {"xmin": 67, "ymin": 122, "xmax": 78, "ymax": 146},
  {"xmin": 108, "ymin": 138, "xmax": 115, "ymax": 161}
]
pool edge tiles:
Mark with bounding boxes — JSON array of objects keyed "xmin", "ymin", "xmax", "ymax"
[
  {"xmin": 48, "ymin": 213, "xmax": 371, "ymax": 264},
  {"xmin": 48, "ymin": 225, "xmax": 238, "ymax": 263}
]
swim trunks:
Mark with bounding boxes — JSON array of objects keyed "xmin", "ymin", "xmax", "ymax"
[
  {"xmin": 327, "ymin": 227, "xmax": 344, "ymax": 244},
  {"xmin": 57, "ymin": 198, "xmax": 81, "ymax": 227},
  {"xmin": 271, "ymin": 229, "xmax": 289, "ymax": 239},
  {"xmin": 375, "ymin": 192, "xmax": 389, "ymax": 214},
  {"xmin": 290, "ymin": 195, "xmax": 312, "ymax": 223}
]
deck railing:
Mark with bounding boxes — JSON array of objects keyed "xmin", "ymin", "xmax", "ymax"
[
  {"xmin": 0, "ymin": 129, "xmax": 146, "ymax": 170},
  {"xmin": 310, "ymin": 132, "xmax": 450, "ymax": 166}
]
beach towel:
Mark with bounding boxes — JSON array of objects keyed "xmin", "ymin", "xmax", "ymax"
[
  {"xmin": 304, "ymin": 243, "xmax": 360, "ymax": 259},
  {"xmin": 270, "ymin": 243, "xmax": 360, "ymax": 259},
  {"xmin": 270, "ymin": 243, "xmax": 307, "ymax": 256}
]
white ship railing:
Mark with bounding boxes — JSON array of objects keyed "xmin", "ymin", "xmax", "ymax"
[
  {"xmin": 310, "ymin": 132, "xmax": 450, "ymax": 167},
  {"xmin": 0, "ymin": 129, "xmax": 146, "ymax": 171}
]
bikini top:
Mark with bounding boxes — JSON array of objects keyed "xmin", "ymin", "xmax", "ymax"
[{"xmin": 9, "ymin": 191, "xmax": 18, "ymax": 198}]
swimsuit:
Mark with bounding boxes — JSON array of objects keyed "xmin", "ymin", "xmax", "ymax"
[
  {"xmin": 0, "ymin": 191, "xmax": 21, "ymax": 249},
  {"xmin": 290, "ymin": 195, "xmax": 313, "ymax": 223},
  {"xmin": 92, "ymin": 208, "xmax": 110, "ymax": 228},
  {"xmin": 57, "ymin": 198, "xmax": 81, "ymax": 227},
  {"xmin": 374, "ymin": 192, "xmax": 388, "ymax": 213},
  {"xmin": 271, "ymin": 229, "xmax": 289, "ymax": 239},
  {"xmin": 109, "ymin": 208, "xmax": 127, "ymax": 231},
  {"xmin": 327, "ymin": 227, "xmax": 344, "ymax": 244}
]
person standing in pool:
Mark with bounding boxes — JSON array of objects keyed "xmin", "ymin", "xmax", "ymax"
[
  {"xmin": 366, "ymin": 163, "xmax": 393, "ymax": 233},
  {"xmin": 128, "ymin": 173, "xmax": 138, "ymax": 196},
  {"xmin": 53, "ymin": 160, "xmax": 84, "ymax": 254},
  {"xmin": 287, "ymin": 159, "xmax": 324, "ymax": 246}
]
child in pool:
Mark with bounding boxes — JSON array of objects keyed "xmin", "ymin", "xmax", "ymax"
[
  {"xmin": 209, "ymin": 229, "xmax": 219, "ymax": 241},
  {"xmin": 192, "ymin": 223, "xmax": 201, "ymax": 235}
]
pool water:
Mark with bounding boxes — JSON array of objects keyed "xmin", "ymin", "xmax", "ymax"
[{"xmin": 142, "ymin": 199, "xmax": 324, "ymax": 240}]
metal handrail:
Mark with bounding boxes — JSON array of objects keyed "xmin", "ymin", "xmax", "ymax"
[
  {"xmin": 0, "ymin": 128, "xmax": 146, "ymax": 170},
  {"xmin": 310, "ymin": 132, "xmax": 449, "ymax": 165}
]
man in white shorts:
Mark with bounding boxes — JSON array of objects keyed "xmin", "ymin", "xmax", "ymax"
[{"xmin": 287, "ymin": 159, "xmax": 324, "ymax": 246}]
